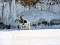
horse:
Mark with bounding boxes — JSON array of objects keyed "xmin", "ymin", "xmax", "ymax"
[{"xmin": 15, "ymin": 19, "xmax": 30, "ymax": 30}]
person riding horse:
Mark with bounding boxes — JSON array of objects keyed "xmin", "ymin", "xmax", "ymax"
[
  {"xmin": 19, "ymin": 16, "xmax": 27, "ymax": 24},
  {"xmin": 19, "ymin": 16, "xmax": 24, "ymax": 25},
  {"xmin": 15, "ymin": 16, "xmax": 30, "ymax": 30}
]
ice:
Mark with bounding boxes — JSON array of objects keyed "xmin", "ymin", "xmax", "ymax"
[
  {"xmin": 3, "ymin": 2, "xmax": 10, "ymax": 25},
  {"xmin": 11, "ymin": 0, "xmax": 16, "ymax": 21},
  {"xmin": 21, "ymin": 9, "xmax": 60, "ymax": 22},
  {"xmin": 0, "ymin": 2, "xmax": 3, "ymax": 18},
  {"xmin": 31, "ymin": 25, "xmax": 60, "ymax": 30},
  {"xmin": 0, "ymin": 0, "xmax": 60, "ymax": 29},
  {"xmin": 20, "ymin": 7, "xmax": 60, "ymax": 29}
]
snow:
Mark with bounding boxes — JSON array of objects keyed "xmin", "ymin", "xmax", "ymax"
[
  {"xmin": 0, "ymin": 2, "xmax": 3, "ymax": 18},
  {"xmin": 11, "ymin": 0, "xmax": 16, "ymax": 21},
  {"xmin": 20, "ymin": 7, "xmax": 60, "ymax": 29},
  {"xmin": 0, "ymin": 30, "xmax": 60, "ymax": 45},
  {"xmin": 3, "ymin": 2, "xmax": 10, "ymax": 25},
  {"xmin": 21, "ymin": 8, "xmax": 60, "ymax": 22},
  {"xmin": 31, "ymin": 25, "xmax": 60, "ymax": 30},
  {"xmin": 49, "ymin": 4, "xmax": 60, "ymax": 14}
]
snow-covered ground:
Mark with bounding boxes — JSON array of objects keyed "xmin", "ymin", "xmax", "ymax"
[{"xmin": 0, "ymin": 30, "xmax": 60, "ymax": 45}]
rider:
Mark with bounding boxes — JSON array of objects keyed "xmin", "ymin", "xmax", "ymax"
[
  {"xmin": 19, "ymin": 16, "xmax": 24, "ymax": 25},
  {"xmin": 16, "ymin": 16, "xmax": 30, "ymax": 30}
]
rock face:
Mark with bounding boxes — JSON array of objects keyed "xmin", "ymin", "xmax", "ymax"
[{"xmin": 16, "ymin": 0, "xmax": 40, "ymax": 6}]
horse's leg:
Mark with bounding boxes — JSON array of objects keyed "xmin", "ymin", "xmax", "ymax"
[
  {"xmin": 19, "ymin": 24, "xmax": 22, "ymax": 30},
  {"xmin": 27, "ymin": 23, "xmax": 30, "ymax": 30}
]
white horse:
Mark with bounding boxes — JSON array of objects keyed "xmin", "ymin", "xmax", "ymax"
[
  {"xmin": 19, "ymin": 21, "xmax": 30, "ymax": 30},
  {"xmin": 16, "ymin": 19, "xmax": 30, "ymax": 30}
]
